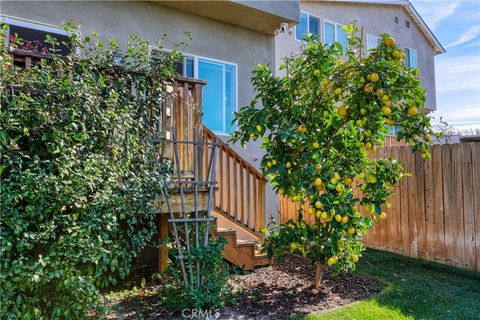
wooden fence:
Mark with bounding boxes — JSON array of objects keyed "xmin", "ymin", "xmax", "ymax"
[{"xmin": 279, "ymin": 142, "xmax": 480, "ymax": 272}]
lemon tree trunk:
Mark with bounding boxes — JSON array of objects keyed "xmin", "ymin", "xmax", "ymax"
[{"xmin": 314, "ymin": 263, "xmax": 324, "ymax": 288}]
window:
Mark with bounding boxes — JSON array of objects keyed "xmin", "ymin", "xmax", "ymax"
[
  {"xmin": 324, "ymin": 20, "xmax": 348, "ymax": 52},
  {"xmin": 295, "ymin": 11, "xmax": 320, "ymax": 41},
  {"xmin": 386, "ymin": 125, "xmax": 400, "ymax": 135},
  {"xmin": 1, "ymin": 16, "xmax": 71, "ymax": 56},
  {"xmin": 198, "ymin": 59, "xmax": 236, "ymax": 133},
  {"xmin": 405, "ymin": 20, "xmax": 410, "ymax": 28},
  {"xmin": 404, "ymin": 48, "xmax": 417, "ymax": 69},
  {"xmin": 395, "ymin": 16, "xmax": 399, "ymax": 24},
  {"xmin": 366, "ymin": 34, "xmax": 381, "ymax": 51},
  {"xmin": 174, "ymin": 56, "xmax": 194, "ymax": 78},
  {"xmin": 151, "ymin": 47, "xmax": 238, "ymax": 134}
]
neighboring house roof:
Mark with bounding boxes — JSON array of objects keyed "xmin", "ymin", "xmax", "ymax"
[{"xmin": 319, "ymin": 0, "xmax": 446, "ymax": 55}]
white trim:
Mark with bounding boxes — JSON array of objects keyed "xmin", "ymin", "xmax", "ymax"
[{"xmin": 0, "ymin": 15, "xmax": 68, "ymax": 35}]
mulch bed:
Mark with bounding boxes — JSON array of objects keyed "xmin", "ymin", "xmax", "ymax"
[
  {"xmin": 107, "ymin": 254, "xmax": 383, "ymax": 319},
  {"xmin": 220, "ymin": 254, "xmax": 384, "ymax": 319}
]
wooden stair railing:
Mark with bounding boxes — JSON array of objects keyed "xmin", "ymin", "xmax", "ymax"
[{"xmin": 203, "ymin": 125, "xmax": 267, "ymax": 240}]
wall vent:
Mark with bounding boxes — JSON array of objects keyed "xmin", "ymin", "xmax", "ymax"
[
  {"xmin": 395, "ymin": 16, "xmax": 399, "ymax": 24},
  {"xmin": 406, "ymin": 20, "xmax": 410, "ymax": 28}
]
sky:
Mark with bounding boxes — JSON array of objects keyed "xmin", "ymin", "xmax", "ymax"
[{"xmin": 411, "ymin": 0, "xmax": 480, "ymax": 131}]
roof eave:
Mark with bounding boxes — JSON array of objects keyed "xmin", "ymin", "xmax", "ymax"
[{"xmin": 404, "ymin": 3, "xmax": 446, "ymax": 55}]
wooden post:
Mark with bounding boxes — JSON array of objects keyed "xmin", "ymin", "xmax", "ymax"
[{"xmin": 158, "ymin": 213, "xmax": 169, "ymax": 274}]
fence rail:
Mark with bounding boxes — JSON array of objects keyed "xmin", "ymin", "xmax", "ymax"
[{"xmin": 279, "ymin": 142, "xmax": 480, "ymax": 272}]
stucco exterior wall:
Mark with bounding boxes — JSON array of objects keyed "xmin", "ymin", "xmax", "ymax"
[
  {"xmin": 1, "ymin": 0, "xmax": 279, "ymax": 222},
  {"xmin": 275, "ymin": 1, "xmax": 437, "ymax": 110}
]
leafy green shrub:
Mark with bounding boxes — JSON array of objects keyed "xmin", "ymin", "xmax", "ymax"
[
  {"xmin": 0, "ymin": 26, "xmax": 180, "ymax": 318},
  {"xmin": 231, "ymin": 26, "xmax": 437, "ymax": 287},
  {"xmin": 162, "ymin": 237, "xmax": 232, "ymax": 315}
]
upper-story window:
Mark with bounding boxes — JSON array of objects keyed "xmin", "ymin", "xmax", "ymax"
[
  {"xmin": 295, "ymin": 11, "xmax": 320, "ymax": 41},
  {"xmin": 366, "ymin": 34, "xmax": 381, "ymax": 52},
  {"xmin": 404, "ymin": 47, "xmax": 417, "ymax": 69},
  {"xmin": 1, "ymin": 16, "xmax": 71, "ymax": 56},
  {"xmin": 324, "ymin": 20, "xmax": 348, "ymax": 52}
]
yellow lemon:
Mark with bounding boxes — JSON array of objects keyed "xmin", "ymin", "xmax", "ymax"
[
  {"xmin": 367, "ymin": 176, "xmax": 377, "ymax": 184},
  {"xmin": 315, "ymin": 201, "xmax": 323, "ymax": 209},
  {"xmin": 338, "ymin": 106, "xmax": 347, "ymax": 117},
  {"xmin": 308, "ymin": 207, "xmax": 315, "ymax": 215},
  {"xmin": 407, "ymin": 107, "xmax": 418, "ymax": 117},
  {"xmin": 250, "ymin": 133, "xmax": 256, "ymax": 139},
  {"xmin": 348, "ymin": 227, "xmax": 356, "ymax": 235},
  {"xmin": 352, "ymin": 255, "xmax": 359, "ymax": 263},
  {"xmin": 290, "ymin": 242, "xmax": 299, "ymax": 251},
  {"xmin": 314, "ymin": 178, "xmax": 323, "ymax": 187},
  {"xmin": 278, "ymin": 188, "xmax": 285, "ymax": 195},
  {"xmin": 384, "ymin": 100, "xmax": 392, "ymax": 108},
  {"xmin": 376, "ymin": 89, "xmax": 384, "ymax": 97},
  {"xmin": 336, "ymin": 184, "xmax": 344, "ymax": 193},
  {"xmin": 364, "ymin": 84, "xmax": 374, "ymax": 94},
  {"xmin": 272, "ymin": 159, "xmax": 277, "ymax": 166},
  {"xmin": 313, "ymin": 142, "xmax": 320, "ymax": 149},
  {"xmin": 321, "ymin": 211, "xmax": 328, "ymax": 220},
  {"xmin": 379, "ymin": 212, "xmax": 387, "ymax": 220},
  {"xmin": 386, "ymin": 118, "xmax": 395, "ymax": 125},
  {"xmin": 286, "ymin": 162, "xmax": 292, "ymax": 169},
  {"xmin": 392, "ymin": 50, "xmax": 400, "ymax": 59},
  {"xmin": 335, "ymin": 214, "xmax": 342, "ymax": 222},
  {"xmin": 370, "ymin": 73, "xmax": 379, "ymax": 82},
  {"xmin": 341, "ymin": 216, "xmax": 349, "ymax": 224},
  {"xmin": 315, "ymin": 210, "xmax": 322, "ymax": 219},
  {"xmin": 356, "ymin": 119, "xmax": 364, "ymax": 128},
  {"xmin": 256, "ymin": 125, "xmax": 262, "ymax": 133},
  {"xmin": 315, "ymin": 164, "xmax": 322, "ymax": 173},
  {"xmin": 327, "ymin": 257, "xmax": 336, "ymax": 266},
  {"xmin": 384, "ymin": 36, "xmax": 395, "ymax": 47},
  {"xmin": 365, "ymin": 142, "xmax": 373, "ymax": 151},
  {"xmin": 334, "ymin": 88, "xmax": 342, "ymax": 95},
  {"xmin": 382, "ymin": 106, "xmax": 392, "ymax": 116},
  {"xmin": 344, "ymin": 177, "xmax": 352, "ymax": 185},
  {"xmin": 314, "ymin": 69, "xmax": 321, "ymax": 77},
  {"xmin": 266, "ymin": 161, "xmax": 272, "ymax": 168}
]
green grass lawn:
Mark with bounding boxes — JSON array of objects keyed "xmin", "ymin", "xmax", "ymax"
[{"xmin": 293, "ymin": 249, "xmax": 480, "ymax": 320}]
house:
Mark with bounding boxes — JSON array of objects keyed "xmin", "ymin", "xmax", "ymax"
[
  {"xmin": 1, "ymin": 0, "xmax": 444, "ymax": 270},
  {"xmin": 275, "ymin": 0, "xmax": 445, "ymax": 113}
]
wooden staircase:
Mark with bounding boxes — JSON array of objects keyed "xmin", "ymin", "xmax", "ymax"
[
  {"xmin": 214, "ymin": 212, "xmax": 270, "ymax": 270},
  {"xmin": 154, "ymin": 77, "xmax": 270, "ymax": 271}
]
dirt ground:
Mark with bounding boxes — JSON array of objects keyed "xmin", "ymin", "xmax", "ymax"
[{"xmin": 106, "ymin": 254, "xmax": 383, "ymax": 319}]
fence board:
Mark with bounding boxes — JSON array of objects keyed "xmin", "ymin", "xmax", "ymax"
[
  {"xmin": 461, "ymin": 143, "xmax": 476, "ymax": 270},
  {"xmin": 452, "ymin": 144, "xmax": 465, "ymax": 268},
  {"xmin": 442, "ymin": 144, "xmax": 455, "ymax": 266},
  {"xmin": 278, "ymin": 142, "xmax": 480, "ymax": 271}
]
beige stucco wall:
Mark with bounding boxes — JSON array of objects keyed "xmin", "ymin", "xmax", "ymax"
[
  {"xmin": 1, "ymin": 0, "xmax": 280, "ymax": 223},
  {"xmin": 275, "ymin": 1, "xmax": 437, "ymax": 110}
]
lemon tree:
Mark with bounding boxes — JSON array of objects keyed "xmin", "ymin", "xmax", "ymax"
[{"xmin": 231, "ymin": 25, "xmax": 436, "ymax": 287}]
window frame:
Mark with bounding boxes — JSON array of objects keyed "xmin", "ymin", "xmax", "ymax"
[
  {"xmin": 322, "ymin": 19, "xmax": 348, "ymax": 51},
  {"xmin": 404, "ymin": 47, "xmax": 418, "ymax": 69},
  {"xmin": 1, "ymin": 15, "xmax": 78, "ymax": 56},
  {"xmin": 295, "ymin": 11, "xmax": 322, "ymax": 42},
  {"xmin": 366, "ymin": 34, "xmax": 381, "ymax": 52},
  {"xmin": 149, "ymin": 46, "xmax": 238, "ymax": 135}
]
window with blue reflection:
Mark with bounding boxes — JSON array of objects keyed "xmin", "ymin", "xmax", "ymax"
[
  {"xmin": 336, "ymin": 25, "xmax": 348, "ymax": 52},
  {"xmin": 198, "ymin": 59, "xmax": 236, "ymax": 133},
  {"xmin": 296, "ymin": 12, "xmax": 309, "ymax": 40},
  {"xmin": 309, "ymin": 16, "xmax": 320, "ymax": 38},
  {"xmin": 324, "ymin": 22, "xmax": 335, "ymax": 45},
  {"xmin": 185, "ymin": 58, "xmax": 194, "ymax": 78}
]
